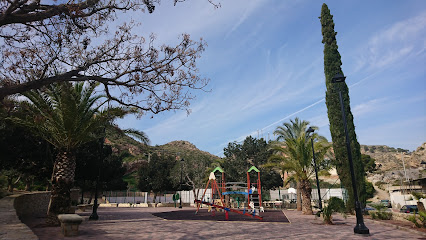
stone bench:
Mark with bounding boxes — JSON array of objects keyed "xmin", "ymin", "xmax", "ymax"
[
  {"xmin": 57, "ymin": 214, "xmax": 83, "ymax": 237},
  {"xmin": 77, "ymin": 204, "xmax": 93, "ymax": 212}
]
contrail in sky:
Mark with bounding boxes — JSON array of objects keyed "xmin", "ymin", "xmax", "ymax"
[
  {"xmin": 215, "ymin": 72, "xmax": 375, "ymax": 156},
  {"xmin": 260, "ymin": 98, "xmax": 325, "ymax": 132}
]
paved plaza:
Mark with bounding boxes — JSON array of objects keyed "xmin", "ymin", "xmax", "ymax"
[{"xmin": 20, "ymin": 207, "xmax": 426, "ymax": 240}]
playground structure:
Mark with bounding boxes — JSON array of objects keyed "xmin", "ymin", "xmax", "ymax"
[{"xmin": 195, "ymin": 166, "xmax": 264, "ymax": 220}]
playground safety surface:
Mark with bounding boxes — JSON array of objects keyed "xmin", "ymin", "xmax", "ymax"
[{"xmin": 152, "ymin": 209, "xmax": 290, "ymax": 223}]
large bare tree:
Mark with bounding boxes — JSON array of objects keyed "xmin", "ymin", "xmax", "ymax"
[{"xmin": 0, "ymin": 0, "xmax": 211, "ymax": 116}]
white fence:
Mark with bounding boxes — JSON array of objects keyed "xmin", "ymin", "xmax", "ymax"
[
  {"xmin": 104, "ymin": 190, "xmax": 213, "ymax": 204},
  {"xmin": 104, "ymin": 188, "xmax": 347, "ymax": 205},
  {"xmin": 270, "ymin": 188, "xmax": 346, "ymax": 202}
]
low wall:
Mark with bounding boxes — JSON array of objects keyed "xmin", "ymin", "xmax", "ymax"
[
  {"xmin": 14, "ymin": 191, "xmax": 51, "ymax": 218},
  {"xmin": 0, "ymin": 189, "xmax": 80, "ymax": 240},
  {"xmin": 13, "ymin": 189, "xmax": 79, "ymax": 218}
]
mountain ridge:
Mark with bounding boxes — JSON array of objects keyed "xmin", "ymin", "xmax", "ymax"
[
  {"xmin": 361, "ymin": 142, "xmax": 426, "ymax": 172},
  {"xmin": 106, "ymin": 131, "xmax": 425, "ymax": 174}
]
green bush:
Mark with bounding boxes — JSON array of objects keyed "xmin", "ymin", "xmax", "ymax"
[
  {"xmin": 0, "ymin": 175, "xmax": 8, "ymax": 199},
  {"xmin": 370, "ymin": 211, "xmax": 392, "ymax": 220},
  {"xmin": 370, "ymin": 203, "xmax": 387, "ymax": 212},
  {"xmin": 365, "ymin": 181, "xmax": 375, "ymax": 199},
  {"xmin": 375, "ymin": 181, "xmax": 386, "ymax": 190},
  {"xmin": 411, "ymin": 191, "xmax": 425, "ymax": 200},
  {"xmin": 322, "ymin": 197, "xmax": 346, "ymax": 224},
  {"xmin": 406, "ymin": 211, "xmax": 426, "ymax": 228},
  {"xmin": 0, "ymin": 175, "xmax": 6, "ymax": 189},
  {"xmin": 322, "ymin": 204, "xmax": 333, "ymax": 223},
  {"xmin": 369, "ymin": 203, "xmax": 392, "ymax": 220}
]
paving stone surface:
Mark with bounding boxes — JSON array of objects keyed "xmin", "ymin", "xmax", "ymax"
[
  {"xmin": 21, "ymin": 207, "xmax": 426, "ymax": 240},
  {"xmin": 0, "ymin": 196, "xmax": 38, "ymax": 240}
]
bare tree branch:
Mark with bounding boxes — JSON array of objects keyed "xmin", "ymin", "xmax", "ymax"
[{"xmin": 1, "ymin": 0, "xmax": 213, "ymax": 116}]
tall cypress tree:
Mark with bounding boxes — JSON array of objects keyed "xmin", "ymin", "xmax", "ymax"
[{"xmin": 320, "ymin": 3, "xmax": 367, "ymax": 211}]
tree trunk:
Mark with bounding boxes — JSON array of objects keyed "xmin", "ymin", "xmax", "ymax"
[
  {"xmin": 88, "ymin": 191, "xmax": 93, "ymax": 204},
  {"xmin": 24, "ymin": 177, "xmax": 32, "ymax": 191},
  {"xmin": 418, "ymin": 201, "xmax": 426, "ymax": 212},
  {"xmin": 80, "ymin": 189, "xmax": 84, "ymax": 204},
  {"xmin": 193, "ymin": 189, "xmax": 200, "ymax": 201},
  {"xmin": 24, "ymin": 182, "xmax": 31, "ymax": 191},
  {"xmin": 46, "ymin": 151, "xmax": 76, "ymax": 226},
  {"xmin": 296, "ymin": 181, "xmax": 302, "ymax": 211},
  {"xmin": 300, "ymin": 179, "xmax": 313, "ymax": 215},
  {"xmin": 7, "ymin": 176, "xmax": 13, "ymax": 193},
  {"xmin": 153, "ymin": 192, "xmax": 157, "ymax": 203}
]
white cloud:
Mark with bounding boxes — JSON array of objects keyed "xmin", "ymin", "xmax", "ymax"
[
  {"xmin": 352, "ymin": 98, "xmax": 387, "ymax": 118},
  {"xmin": 124, "ymin": 0, "xmax": 270, "ymax": 46},
  {"xmin": 308, "ymin": 114, "xmax": 329, "ymax": 129},
  {"xmin": 213, "ymin": 97, "xmax": 326, "ymax": 155},
  {"xmin": 354, "ymin": 11, "xmax": 426, "ymax": 71},
  {"xmin": 224, "ymin": 1, "xmax": 265, "ymax": 39},
  {"xmin": 240, "ymin": 55, "xmax": 323, "ymax": 112}
]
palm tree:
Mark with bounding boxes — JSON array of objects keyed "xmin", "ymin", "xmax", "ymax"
[
  {"xmin": 271, "ymin": 118, "xmax": 311, "ymax": 211},
  {"xmin": 15, "ymin": 82, "xmax": 106, "ymax": 224},
  {"xmin": 269, "ymin": 118, "xmax": 330, "ymax": 215},
  {"xmin": 16, "ymin": 82, "xmax": 149, "ymax": 225},
  {"xmin": 274, "ymin": 117, "xmax": 310, "ymax": 141}
]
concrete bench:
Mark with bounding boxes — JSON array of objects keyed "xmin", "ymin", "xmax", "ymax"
[
  {"xmin": 77, "ymin": 204, "xmax": 93, "ymax": 212},
  {"xmin": 274, "ymin": 201, "xmax": 283, "ymax": 209},
  {"xmin": 57, "ymin": 214, "xmax": 83, "ymax": 237}
]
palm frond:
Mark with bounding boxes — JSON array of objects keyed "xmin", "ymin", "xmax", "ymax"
[
  {"xmin": 12, "ymin": 82, "xmax": 107, "ymax": 151},
  {"xmin": 123, "ymin": 128, "xmax": 150, "ymax": 145},
  {"xmin": 268, "ymin": 118, "xmax": 331, "ymax": 184}
]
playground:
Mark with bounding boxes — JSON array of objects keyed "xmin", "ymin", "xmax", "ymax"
[{"xmin": 191, "ymin": 166, "xmax": 267, "ymax": 221}]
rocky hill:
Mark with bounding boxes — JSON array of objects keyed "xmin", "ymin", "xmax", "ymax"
[
  {"xmin": 361, "ymin": 143, "xmax": 426, "ymax": 172},
  {"xmin": 154, "ymin": 140, "xmax": 217, "ymax": 160},
  {"xmin": 105, "ymin": 128, "xmax": 148, "ymax": 157},
  {"xmin": 411, "ymin": 143, "xmax": 426, "ymax": 166},
  {"xmin": 106, "ymin": 130, "xmax": 425, "ymax": 184},
  {"xmin": 105, "ymin": 132, "xmax": 218, "ymax": 174}
]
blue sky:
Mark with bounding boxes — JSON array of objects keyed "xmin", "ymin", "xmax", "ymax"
[{"xmin": 116, "ymin": 0, "xmax": 426, "ymax": 156}]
